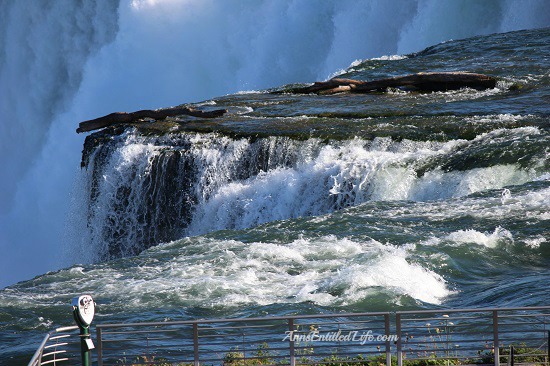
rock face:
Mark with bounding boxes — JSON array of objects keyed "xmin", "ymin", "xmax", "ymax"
[{"xmin": 284, "ymin": 72, "xmax": 497, "ymax": 95}]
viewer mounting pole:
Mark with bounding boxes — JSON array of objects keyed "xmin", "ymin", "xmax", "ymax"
[{"xmin": 72, "ymin": 295, "xmax": 96, "ymax": 366}]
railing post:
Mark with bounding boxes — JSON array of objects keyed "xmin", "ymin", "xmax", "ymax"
[
  {"xmin": 96, "ymin": 327, "xmax": 103, "ymax": 366},
  {"xmin": 288, "ymin": 318, "xmax": 296, "ymax": 366},
  {"xmin": 509, "ymin": 345, "xmax": 514, "ymax": 366},
  {"xmin": 493, "ymin": 310, "xmax": 500, "ymax": 366},
  {"xmin": 385, "ymin": 313, "xmax": 391, "ymax": 366},
  {"xmin": 193, "ymin": 322, "xmax": 199, "ymax": 366},
  {"xmin": 396, "ymin": 313, "xmax": 402, "ymax": 366}
]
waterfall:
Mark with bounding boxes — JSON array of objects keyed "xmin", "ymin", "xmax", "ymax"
[{"xmin": 1, "ymin": 0, "xmax": 548, "ymax": 287}]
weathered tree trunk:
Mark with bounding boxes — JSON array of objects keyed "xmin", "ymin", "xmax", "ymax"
[
  {"xmin": 285, "ymin": 72, "xmax": 497, "ymax": 94},
  {"xmin": 76, "ymin": 106, "xmax": 227, "ymax": 133}
]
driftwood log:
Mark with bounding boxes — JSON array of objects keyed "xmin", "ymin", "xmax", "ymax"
[
  {"xmin": 76, "ymin": 106, "xmax": 227, "ymax": 133},
  {"xmin": 287, "ymin": 72, "xmax": 497, "ymax": 95}
]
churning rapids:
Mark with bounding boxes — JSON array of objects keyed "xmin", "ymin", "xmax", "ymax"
[{"xmin": 1, "ymin": 3, "xmax": 549, "ymax": 364}]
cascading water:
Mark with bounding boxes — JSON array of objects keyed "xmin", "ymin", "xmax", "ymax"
[
  {"xmin": 1, "ymin": 10, "xmax": 550, "ymax": 361},
  {"xmin": 79, "ymin": 126, "xmax": 545, "ymax": 263},
  {"xmin": 0, "ymin": 0, "xmax": 549, "ymax": 294}
]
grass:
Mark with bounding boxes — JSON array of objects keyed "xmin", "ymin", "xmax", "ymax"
[{"xmin": 115, "ymin": 342, "xmax": 548, "ymax": 366}]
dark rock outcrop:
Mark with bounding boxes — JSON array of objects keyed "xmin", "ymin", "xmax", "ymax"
[
  {"xmin": 284, "ymin": 72, "xmax": 497, "ymax": 95},
  {"xmin": 76, "ymin": 106, "xmax": 227, "ymax": 133}
]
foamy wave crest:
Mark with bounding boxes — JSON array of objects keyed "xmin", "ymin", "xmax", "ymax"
[
  {"xmin": 54, "ymin": 236, "xmax": 453, "ymax": 308},
  {"xmin": 322, "ymin": 247, "xmax": 451, "ymax": 305},
  {"xmin": 445, "ymin": 227, "xmax": 514, "ymax": 248}
]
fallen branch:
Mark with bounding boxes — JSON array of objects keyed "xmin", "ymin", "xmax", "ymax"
[
  {"xmin": 76, "ymin": 106, "xmax": 227, "ymax": 133},
  {"xmin": 285, "ymin": 72, "xmax": 497, "ymax": 94}
]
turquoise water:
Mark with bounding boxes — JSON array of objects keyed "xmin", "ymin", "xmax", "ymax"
[{"xmin": 1, "ymin": 27, "xmax": 549, "ymax": 365}]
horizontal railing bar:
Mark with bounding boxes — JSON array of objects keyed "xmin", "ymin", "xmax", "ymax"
[
  {"xmin": 399, "ymin": 325, "xmax": 492, "ymax": 332},
  {"xmin": 402, "ymin": 317, "xmax": 493, "ymax": 327},
  {"xmin": 402, "ymin": 338, "xmax": 502, "ymax": 345},
  {"xmin": 408, "ymin": 345, "xmax": 497, "ymax": 352},
  {"xmin": 402, "ymin": 355, "xmax": 486, "ymax": 361},
  {"xmin": 54, "ymin": 325, "xmax": 79, "ymax": 333},
  {"xmin": 98, "ymin": 345, "xmax": 188, "ymax": 352},
  {"xmin": 397, "ymin": 306, "xmax": 550, "ymax": 315},
  {"xmin": 404, "ymin": 348, "xmax": 490, "ymax": 354},
  {"xmin": 99, "ymin": 354, "xmax": 194, "ymax": 361},
  {"xmin": 97, "ymin": 336, "xmax": 153, "ymax": 343},
  {"xmin": 198, "ymin": 334, "xmax": 286, "ymax": 341},
  {"xmin": 404, "ymin": 345, "xmax": 493, "ymax": 350},
  {"xmin": 404, "ymin": 348, "xmax": 491, "ymax": 354},
  {"xmin": 203, "ymin": 345, "xmax": 388, "ymax": 355},
  {"xmin": 97, "ymin": 312, "xmax": 391, "ymax": 329},
  {"xmin": 498, "ymin": 324, "xmax": 549, "ymax": 329},
  {"xmin": 41, "ymin": 350, "xmax": 67, "ymax": 358},
  {"xmin": 405, "ymin": 335, "xmax": 493, "ymax": 340},
  {"xmin": 293, "ymin": 344, "xmax": 386, "ymax": 350},
  {"xmin": 43, "ymin": 342, "xmax": 69, "ymax": 349},
  {"xmin": 47, "ymin": 334, "xmax": 73, "ymax": 341},
  {"xmin": 99, "ymin": 338, "xmax": 192, "ymax": 345},
  {"xmin": 198, "ymin": 334, "xmax": 285, "ymax": 341},
  {"xmin": 99, "ymin": 328, "xmax": 191, "ymax": 336},
  {"xmin": 40, "ymin": 358, "xmax": 70, "ymax": 365},
  {"xmin": 196, "ymin": 335, "xmax": 282, "ymax": 342},
  {"xmin": 401, "ymin": 314, "xmax": 493, "ymax": 321},
  {"xmin": 499, "ymin": 329, "xmax": 549, "ymax": 335},
  {"xmin": 101, "ymin": 327, "xmax": 389, "ymax": 340},
  {"xmin": 498, "ymin": 313, "xmax": 550, "ymax": 318},
  {"xmin": 199, "ymin": 323, "xmax": 282, "ymax": 331},
  {"xmin": 400, "ymin": 316, "xmax": 493, "ymax": 323},
  {"xmin": 197, "ymin": 331, "xmax": 283, "ymax": 337},
  {"xmin": 400, "ymin": 326, "xmax": 492, "ymax": 332},
  {"xmin": 292, "ymin": 325, "xmax": 388, "ymax": 332},
  {"xmin": 498, "ymin": 337, "xmax": 547, "ymax": 343},
  {"xmin": 404, "ymin": 350, "xmax": 490, "ymax": 356},
  {"xmin": 400, "ymin": 330, "xmax": 493, "ymax": 336},
  {"xmin": 294, "ymin": 319, "xmax": 386, "ymax": 326},
  {"xmin": 290, "ymin": 350, "xmax": 383, "ymax": 359}
]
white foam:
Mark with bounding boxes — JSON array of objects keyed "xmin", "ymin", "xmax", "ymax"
[
  {"xmin": 411, "ymin": 164, "xmax": 535, "ymax": 201},
  {"xmin": 324, "ymin": 248, "xmax": 450, "ymax": 305},
  {"xmin": 370, "ymin": 55, "xmax": 408, "ymax": 61},
  {"xmin": 187, "ymin": 133, "xmax": 542, "ymax": 235},
  {"xmin": 444, "ymin": 227, "xmax": 514, "ymax": 248},
  {"xmin": 1, "ymin": 0, "xmax": 549, "ymax": 287},
  {"xmin": 64, "ymin": 236, "xmax": 452, "ymax": 308},
  {"xmin": 524, "ymin": 237, "xmax": 547, "ymax": 249}
]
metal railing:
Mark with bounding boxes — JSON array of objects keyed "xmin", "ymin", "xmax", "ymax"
[
  {"xmin": 28, "ymin": 325, "xmax": 81, "ymax": 366},
  {"xmin": 29, "ymin": 306, "xmax": 550, "ymax": 365},
  {"xmin": 95, "ymin": 307, "xmax": 550, "ymax": 366},
  {"xmin": 96, "ymin": 312, "xmax": 392, "ymax": 365},
  {"xmin": 395, "ymin": 307, "xmax": 550, "ymax": 366}
]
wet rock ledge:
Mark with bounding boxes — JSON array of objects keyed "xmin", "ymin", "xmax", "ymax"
[{"xmin": 77, "ymin": 71, "xmax": 497, "ymax": 167}]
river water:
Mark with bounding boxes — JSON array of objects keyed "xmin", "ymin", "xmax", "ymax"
[{"xmin": 0, "ymin": 21, "xmax": 548, "ymax": 366}]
